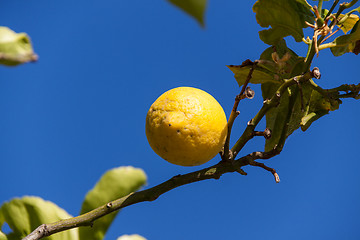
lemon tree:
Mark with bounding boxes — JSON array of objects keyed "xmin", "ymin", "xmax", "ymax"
[
  {"xmin": 3, "ymin": 1, "xmax": 360, "ymax": 240},
  {"xmin": 145, "ymin": 87, "xmax": 228, "ymax": 166}
]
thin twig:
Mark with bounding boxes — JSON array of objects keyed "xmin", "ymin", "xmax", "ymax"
[
  {"xmin": 325, "ymin": 0, "xmax": 340, "ymax": 19},
  {"xmin": 249, "ymin": 160, "xmax": 280, "ymax": 183},
  {"xmin": 309, "ymin": 80, "xmax": 360, "ymax": 99},
  {"xmin": 223, "ymin": 60, "xmax": 257, "ymax": 161}
]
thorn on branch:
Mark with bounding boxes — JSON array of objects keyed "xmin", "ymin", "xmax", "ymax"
[
  {"xmin": 312, "ymin": 67, "xmax": 321, "ymax": 79},
  {"xmin": 249, "ymin": 160, "xmax": 280, "ymax": 183},
  {"xmin": 253, "ymin": 128, "xmax": 272, "ymax": 139}
]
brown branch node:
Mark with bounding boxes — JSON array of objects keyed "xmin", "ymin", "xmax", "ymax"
[
  {"xmin": 253, "ymin": 128, "xmax": 272, "ymax": 139},
  {"xmin": 312, "ymin": 67, "xmax": 321, "ymax": 79}
]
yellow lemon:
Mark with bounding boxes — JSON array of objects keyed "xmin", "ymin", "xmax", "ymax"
[{"xmin": 145, "ymin": 87, "xmax": 228, "ymax": 166}]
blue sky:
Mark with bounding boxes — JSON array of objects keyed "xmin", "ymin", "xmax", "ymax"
[{"xmin": 1, "ymin": 0, "xmax": 360, "ymax": 239}]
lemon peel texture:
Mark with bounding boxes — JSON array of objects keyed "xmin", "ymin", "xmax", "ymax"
[{"xmin": 145, "ymin": 87, "xmax": 228, "ymax": 166}]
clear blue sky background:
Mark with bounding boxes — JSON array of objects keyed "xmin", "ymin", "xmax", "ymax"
[{"xmin": 1, "ymin": 1, "xmax": 360, "ymax": 239}]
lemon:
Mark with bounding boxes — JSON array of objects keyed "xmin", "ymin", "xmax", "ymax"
[{"xmin": 145, "ymin": 87, "xmax": 228, "ymax": 166}]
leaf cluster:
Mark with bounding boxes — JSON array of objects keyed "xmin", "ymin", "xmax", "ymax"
[{"xmin": 227, "ymin": 0, "xmax": 359, "ymax": 155}]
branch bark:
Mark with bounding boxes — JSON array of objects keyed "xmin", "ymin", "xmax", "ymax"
[{"xmin": 22, "ymin": 149, "xmax": 279, "ymax": 240}]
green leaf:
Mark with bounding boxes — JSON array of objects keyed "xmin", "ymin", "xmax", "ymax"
[
  {"xmin": 79, "ymin": 166, "xmax": 147, "ymax": 240},
  {"xmin": 330, "ymin": 19, "xmax": 360, "ymax": 56},
  {"xmin": 262, "ymin": 80, "xmax": 342, "ymax": 151},
  {"xmin": 0, "ymin": 231, "xmax": 8, "ymax": 240},
  {"xmin": 0, "ymin": 196, "xmax": 78, "ymax": 240},
  {"xmin": 117, "ymin": 234, "xmax": 147, "ymax": 240},
  {"xmin": 167, "ymin": 0, "xmax": 207, "ymax": 27},
  {"xmin": 227, "ymin": 63, "xmax": 277, "ymax": 86},
  {"xmin": 338, "ymin": 14, "xmax": 359, "ymax": 34},
  {"xmin": 253, "ymin": 0, "xmax": 314, "ymax": 45},
  {"xmin": 262, "ymin": 82, "xmax": 312, "ymax": 151},
  {"xmin": 300, "ymin": 90, "xmax": 341, "ymax": 131},
  {"xmin": 259, "ymin": 39, "xmax": 306, "ymax": 76},
  {"xmin": 228, "ymin": 39, "xmax": 305, "ymax": 87},
  {"xmin": 262, "ymin": 82, "xmax": 286, "ymax": 151},
  {"xmin": 0, "ymin": 27, "xmax": 38, "ymax": 66}
]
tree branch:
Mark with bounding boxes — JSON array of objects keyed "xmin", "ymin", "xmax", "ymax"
[
  {"xmin": 23, "ymin": 149, "xmax": 279, "ymax": 240},
  {"xmin": 309, "ymin": 80, "xmax": 360, "ymax": 99}
]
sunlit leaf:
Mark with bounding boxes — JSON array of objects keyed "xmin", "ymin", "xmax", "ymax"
[
  {"xmin": 79, "ymin": 166, "xmax": 147, "ymax": 240},
  {"xmin": 0, "ymin": 27, "xmax": 37, "ymax": 66},
  {"xmin": 117, "ymin": 234, "xmax": 147, "ymax": 240},
  {"xmin": 253, "ymin": 0, "xmax": 314, "ymax": 45},
  {"xmin": 330, "ymin": 20, "xmax": 360, "ymax": 56},
  {"xmin": 0, "ymin": 196, "xmax": 78, "ymax": 240},
  {"xmin": 0, "ymin": 231, "xmax": 7, "ymax": 240},
  {"xmin": 167, "ymin": 0, "xmax": 207, "ymax": 27},
  {"xmin": 338, "ymin": 14, "xmax": 359, "ymax": 34}
]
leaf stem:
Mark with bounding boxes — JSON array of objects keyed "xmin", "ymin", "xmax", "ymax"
[
  {"xmin": 304, "ymin": 40, "xmax": 316, "ymax": 72},
  {"xmin": 342, "ymin": 0, "xmax": 359, "ymax": 9},
  {"xmin": 318, "ymin": 42, "xmax": 337, "ymax": 50},
  {"xmin": 318, "ymin": 0, "xmax": 324, "ymax": 17},
  {"xmin": 325, "ymin": 0, "xmax": 340, "ymax": 19}
]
